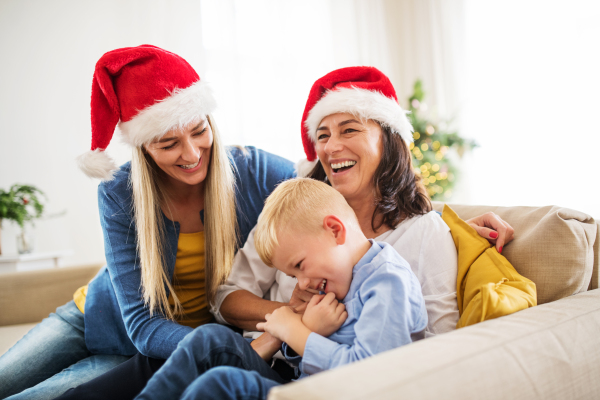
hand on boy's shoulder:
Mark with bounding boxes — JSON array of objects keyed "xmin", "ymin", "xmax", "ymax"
[{"xmin": 302, "ymin": 292, "xmax": 348, "ymax": 337}]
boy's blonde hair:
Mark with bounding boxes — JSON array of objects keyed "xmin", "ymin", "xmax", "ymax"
[{"xmin": 255, "ymin": 178, "xmax": 358, "ymax": 267}]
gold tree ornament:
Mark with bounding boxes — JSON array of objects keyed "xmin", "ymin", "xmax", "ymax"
[{"xmin": 407, "ymin": 80, "xmax": 477, "ymax": 200}]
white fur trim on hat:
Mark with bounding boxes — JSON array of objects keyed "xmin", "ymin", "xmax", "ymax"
[
  {"xmin": 118, "ymin": 80, "xmax": 217, "ymax": 147},
  {"xmin": 304, "ymin": 87, "xmax": 413, "ymax": 143},
  {"xmin": 295, "ymin": 158, "xmax": 319, "ymax": 177},
  {"xmin": 76, "ymin": 149, "xmax": 118, "ymax": 181}
]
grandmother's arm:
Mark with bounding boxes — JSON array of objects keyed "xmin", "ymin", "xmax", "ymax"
[
  {"xmin": 210, "ymin": 228, "xmax": 282, "ymax": 330},
  {"xmin": 212, "ymin": 228, "xmax": 313, "ymax": 330},
  {"xmin": 220, "ymin": 291, "xmax": 284, "ymax": 331}
]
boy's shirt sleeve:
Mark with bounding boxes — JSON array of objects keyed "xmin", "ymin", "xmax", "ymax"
[
  {"xmin": 281, "ymin": 342, "xmax": 303, "ymax": 367},
  {"xmin": 299, "ymin": 263, "xmax": 427, "ymax": 376}
]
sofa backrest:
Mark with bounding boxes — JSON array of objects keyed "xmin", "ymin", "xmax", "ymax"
[
  {"xmin": 0, "ymin": 264, "xmax": 103, "ymax": 326},
  {"xmin": 432, "ymin": 202, "xmax": 598, "ymax": 304}
]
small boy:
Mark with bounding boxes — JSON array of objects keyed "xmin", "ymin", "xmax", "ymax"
[
  {"xmin": 254, "ymin": 178, "xmax": 427, "ymax": 379},
  {"xmin": 135, "ymin": 178, "xmax": 427, "ymax": 400}
]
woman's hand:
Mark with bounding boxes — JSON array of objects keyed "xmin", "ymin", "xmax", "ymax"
[
  {"xmin": 466, "ymin": 212, "xmax": 515, "ymax": 253},
  {"xmin": 256, "ymin": 306, "xmax": 303, "ymax": 342},
  {"xmin": 288, "ymin": 283, "xmax": 315, "ymax": 314},
  {"xmin": 302, "ymin": 293, "xmax": 348, "ymax": 337}
]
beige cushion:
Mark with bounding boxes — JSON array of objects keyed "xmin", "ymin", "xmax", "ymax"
[
  {"xmin": 431, "ymin": 203, "xmax": 597, "ymax": 304},
  {"xmin": 268, "ymin": 290, "xmax": 600, "ymax": 400},
  {"xmin": 0, "ymin": 264, "xmax": 103, "ymax": 326}
]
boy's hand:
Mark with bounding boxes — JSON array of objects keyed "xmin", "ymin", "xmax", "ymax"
[
  {"xmin": 256, "ymin": 306, "xmax": 303, "ymax": 342},
  {"xmin": 288, "ymin": 283, "xmax": 314, "ymax": 314},
  {"xmin": 302, "ymin": 292, "xmax": 348, "ymax": 337}
]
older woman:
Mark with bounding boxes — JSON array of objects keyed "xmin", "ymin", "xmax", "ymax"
[
  {"xmin": 52, "ymin": 66, "xmax": 513, "ymax": 400},
  {"xmin": 216, "ymin": 67, "xmax": 512, "ymax": 346}
]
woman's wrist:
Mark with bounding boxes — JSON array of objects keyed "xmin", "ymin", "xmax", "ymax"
[
  {"xmin": 220, "ymin": 291, "xmax": 285, "ymax": 330},
  {"xmin": 250, "ymin": 332, "xmax": 283, "ymax": 361}
]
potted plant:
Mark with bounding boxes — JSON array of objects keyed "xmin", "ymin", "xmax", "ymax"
[{"xmin": 0, "ymin": 184, "xmax": 45, "ymax": 255}]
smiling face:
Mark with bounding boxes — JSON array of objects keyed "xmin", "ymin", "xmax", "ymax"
[
  {"xmin": 271, "ymin": 216, "xmax": 355, "ymax": 300},
  {"xmin": 314, "ymin": 113, "xmax": 383, "ymax": 203},
  {"xmin": 143, "ymin": 118, "xmax": 213, "ymax": 189}
]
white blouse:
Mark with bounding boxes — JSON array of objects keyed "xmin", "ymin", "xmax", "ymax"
[{"xmin": 212, "ymin": 210, "xmax": 459, "ymax": 338}]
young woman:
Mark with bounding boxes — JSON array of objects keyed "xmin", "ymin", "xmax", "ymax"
[{"xmin": 0, "ymin": 45, "xmax": 295, "ymax": 400}]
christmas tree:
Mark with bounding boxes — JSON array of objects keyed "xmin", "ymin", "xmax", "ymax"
[{"xmin": 407, "ymin": 80, "xmax": 476, "ymax": 201}]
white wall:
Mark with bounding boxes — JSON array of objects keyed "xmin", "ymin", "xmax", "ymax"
[
  {"xmin": 0, "ymin": 0, "xmax": 205, "ymax": 265},
  {"xmin": 1, "ymin": 1, "xmax": 597, "ymax": 267},
  {"xmin": 461, "ymin": 0, "xmax": 600, "ymax": 217}
]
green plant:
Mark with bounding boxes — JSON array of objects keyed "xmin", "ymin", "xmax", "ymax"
[
  {"xmin": 407, "ymin": 80, "xmax": 477, "ymax": 200},
  {"xmin": 0, "ymin": 184, "xmax": 46, "ymax": 228}
]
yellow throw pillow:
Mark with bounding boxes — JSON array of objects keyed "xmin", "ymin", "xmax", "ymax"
[{"xmin": 442, "ymin": 205, "xmax": 537, "ymax": 328}]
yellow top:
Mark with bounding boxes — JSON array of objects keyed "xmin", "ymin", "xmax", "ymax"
[
  {"xmin": 168, "ymin": 231, "xmax": 213, "ymax": 328},
  {"xmin": 73, "ymin": 231, "xmax": 212, "ymax": 329}
]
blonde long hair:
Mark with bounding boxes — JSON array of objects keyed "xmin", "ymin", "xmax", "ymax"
[{"xmin": 130, "ymin": 115, "xmax": 238, "ymax": 320}]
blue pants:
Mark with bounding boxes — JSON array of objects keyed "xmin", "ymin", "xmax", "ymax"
[
  {"xmin": 135, "ymin": 324, "xmax": 288, "ymax": 400},
  {"xmin": 0, "ymin": 301, "xmax": 129, "ymax": 400}
]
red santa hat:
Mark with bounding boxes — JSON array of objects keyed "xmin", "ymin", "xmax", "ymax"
[
  {"xmin": 77, "ymin": 44, "xmax": 216, "ymax": 180},
  {"xmin": 297, "ymin": 66, "xmax": 413, "ymax": 176}
]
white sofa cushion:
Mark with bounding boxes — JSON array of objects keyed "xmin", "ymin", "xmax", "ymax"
[{"xmin": 268, "ymin": 289, "xmax": 600, "ymax": 400}]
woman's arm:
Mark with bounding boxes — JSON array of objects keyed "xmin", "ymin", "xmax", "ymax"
[
  {"xmin": 220, "ymin": 290, "xmax": 284, "ymax": 331},
  {"xmin": 220, "ymin": 284, "xmax": 315, "ymax": 331},
  {"xmin": 212, "ymin": 228, "xmax": 311, "ymax": 330},
  {"xmin": 98, "ymin": 181, "xmax": 192, "ymax": 359},
  {"xmin": 211, "ymin": 228, "xmax": 282, "ymax": 327},
  {"xmin": 250, "ymin": 332, "xmax": 283, "ymax": 361}
]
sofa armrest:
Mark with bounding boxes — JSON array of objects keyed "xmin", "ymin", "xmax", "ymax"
[
  {"xmin": 268, "ymin": 290, "xmax": 600, "ymax": 400},
  {"xmin": 0, "ymin": 265, "xmax": 103, "ymax": 326}
]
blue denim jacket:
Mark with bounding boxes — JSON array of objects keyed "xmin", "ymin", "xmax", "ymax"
[{"xmin": 84, "ymin": 146, "xmax": 295, "ymax": 359}]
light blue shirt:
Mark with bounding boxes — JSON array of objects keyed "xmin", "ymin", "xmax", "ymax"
[{"xmin": 283, "ymin": 240, "xmax": 427, "ymax": 378}]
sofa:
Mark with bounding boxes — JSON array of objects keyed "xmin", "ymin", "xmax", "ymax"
[
  {"xmin": 268, "ymin": 203, "xmax": 600, "ymax": 400},
  {"xmin": 0, "ymin": 264, "xmax": 103, "ymax": 357},
  {"xmin": 1, "ymin": 203, "xmax": 598, "ymax": 399}
]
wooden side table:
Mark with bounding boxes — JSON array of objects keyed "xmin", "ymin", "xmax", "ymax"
[{"xmin": 0, "ymin": 251, "xmax": 73, "ymax": 274}]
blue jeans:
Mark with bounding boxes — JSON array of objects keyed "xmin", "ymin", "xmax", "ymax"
[
  {"xmin": 135, "ymin": 324, "xmax": 287, "ymax": 400},
  {"xmin": 0, "ymin": 301, "xmax": 130, "ymax": 400}
]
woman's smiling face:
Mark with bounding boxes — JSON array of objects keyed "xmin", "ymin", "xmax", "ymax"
[
  {"xmin": 144, "ymin": 118, "xmax": 213, "ymax": 188},
  {"xmin": 315, "ymin": 113, "xmax": 383, "ymax": 203}
]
